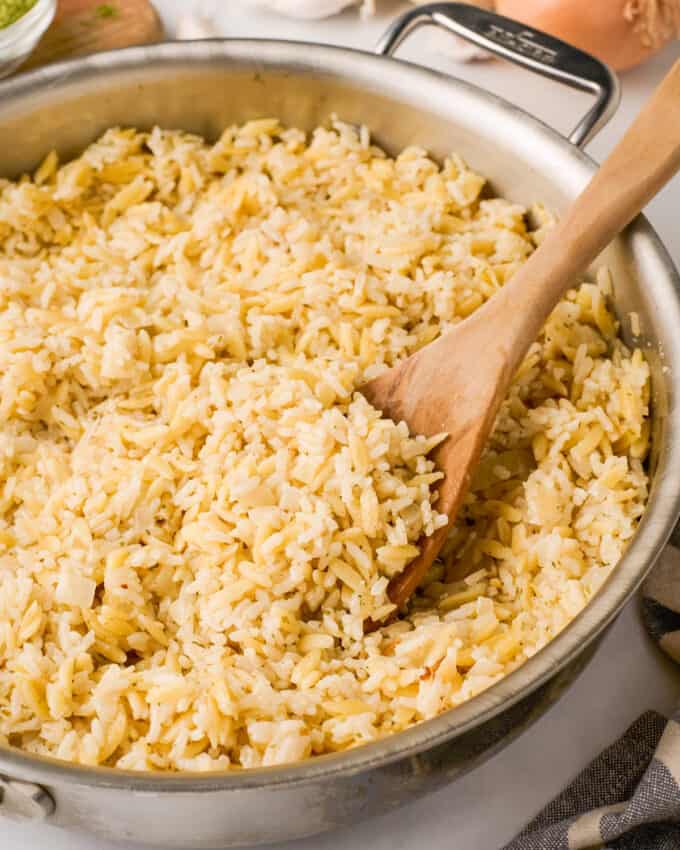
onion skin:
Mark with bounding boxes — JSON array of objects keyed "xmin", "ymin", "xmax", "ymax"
[{"xmin": 495, "ymin": 0, "xmax": 667, "ymax": 71}]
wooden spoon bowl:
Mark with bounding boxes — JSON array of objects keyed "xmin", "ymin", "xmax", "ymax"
[{"xmin": 362, "ymin": 59, "xmax": 680, "ymax": 610}]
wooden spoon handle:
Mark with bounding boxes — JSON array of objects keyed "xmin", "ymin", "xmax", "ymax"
[{"xmin": 490, "ymin": 58, "xmax": 680, "ymax": 369}]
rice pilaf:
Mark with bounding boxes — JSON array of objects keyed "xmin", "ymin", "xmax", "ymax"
[{"xmin": 0, "ymin": 121, "xmax": 650, "ymax": 770}]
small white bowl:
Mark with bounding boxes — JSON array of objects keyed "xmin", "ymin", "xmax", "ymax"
[{"xmin": 0, "ymin": 0, "xmax": 56, "ymax": 79}]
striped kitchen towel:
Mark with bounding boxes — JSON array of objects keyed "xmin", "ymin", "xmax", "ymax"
[{"xmin": 505, "ymin": 544, "xmax": 680, "ymax": 850}]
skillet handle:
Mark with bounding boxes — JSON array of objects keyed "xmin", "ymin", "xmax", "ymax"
[{"xmin": 375, "ymin": 2, "xmax": 620, "ymax": 148}]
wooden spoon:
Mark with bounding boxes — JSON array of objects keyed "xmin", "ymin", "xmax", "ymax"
[{"xmin": 362, "ymin": 59, "xmax": 680, "ymax": 610}]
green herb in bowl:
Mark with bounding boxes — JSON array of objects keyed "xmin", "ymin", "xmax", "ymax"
[
  {"xmin": 0, "ymin": 0, "xmax": 38, "ymax": 29},
  {"xmin": 0, "ymin": 0, "xmax": 55, "ymax": 79}
]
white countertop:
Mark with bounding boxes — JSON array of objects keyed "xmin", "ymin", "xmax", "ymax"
[{"xmin": 5, "ymin": 4, "xmax": 680, "ymax": 849}]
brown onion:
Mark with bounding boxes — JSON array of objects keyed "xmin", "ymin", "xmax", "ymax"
[{"xmin": 495, "ymin": 0, "xmax": 680, "ymax": 71}]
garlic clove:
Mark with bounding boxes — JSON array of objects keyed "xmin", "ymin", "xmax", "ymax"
[
  {"xmin": 176, "ymin": 14, "xmax": 221, "ymax": 40},
  {"xmin": 237, "ymin": 0, "xmax": 360, "ymax": 19},
  {"xmin": 408, "ymin": 0, "xmax": 495, "ymax": 62}
]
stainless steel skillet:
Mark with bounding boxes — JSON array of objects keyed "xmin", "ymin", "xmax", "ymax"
[{"xmin": 0, "ymin": 5, "xmax": 679, "ymax": 846}]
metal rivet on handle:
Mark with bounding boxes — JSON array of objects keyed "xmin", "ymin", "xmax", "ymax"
[{"xmin": 0, "ymin": 775, "xmax": 55, "ymax": 821}]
